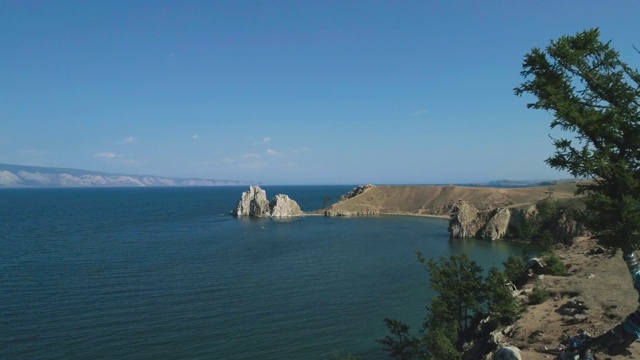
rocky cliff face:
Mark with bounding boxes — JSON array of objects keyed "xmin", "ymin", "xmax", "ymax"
[
  {"xmin": 270, "ymin": 194, "xmax": 303, "ymax": 217},
  {"xmin": 480, "ymin": 207, "xmax": 511, "ymax": 241},
  {"xmin": 448, "ymin": 200, "xmax": 487, "ymax": 238},
  {"xmin": 232, "ymin": 186, "xmax": 303, "ymax": 217},
  {"xmin": 448, "ymin": 201, "xmax": 584, "ymax": 242}
]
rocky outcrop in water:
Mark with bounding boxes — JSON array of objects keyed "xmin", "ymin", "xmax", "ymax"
[
  {"xmin": 232, "ymin": 186, "xmax": 271, "ymax": 217},
  {"xmin": 270, "ymin": 194, "xmax": 303, "ymax": 217},
  {"xmin": 232, "ymin": 186, "xmax": 303, "ymax": 217}
]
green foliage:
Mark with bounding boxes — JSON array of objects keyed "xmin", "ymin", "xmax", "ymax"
[
  {"xmin": 541, "ymin": 251, "xmax": 568, "ymax": 276},
  {"xmin": 515, "ymin": 28, "xmax": 640, "ymax": 252},
  {"xmin": 484, "ymin": 266, "xmax": 521, "ymax": 324},
  {"xmin": 537, "ymin": 199, "xmax": 558, "ymax": 222},
  {"xmin": 537, "ymin": 230, "xmax": 556, "ymax": 250},
  {"xmin": 528, "ymin": 286, "xmax": 551, "ymax": 305},
  {"xmin": 322, "ymin": 195, "xmax": 333, "ymax": 208},
  {"xmin": 503, "ymin": 252, "xmax": 528, "ymax": 286},
  {"xmin": 419, "ymin": 328, "xmax": 461, "ymax": 360},
  {"xmin": 420, "ymin": 253, "xmax": 484, "ymax": 340},
  {"xmin": 376, "ymin": 318, "xmax": 419, "ymax": 360}
]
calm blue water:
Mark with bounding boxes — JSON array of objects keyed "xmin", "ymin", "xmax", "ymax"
[{"xmin": 0, "ymin": 186, "xmax": 534, "ymax": 359}]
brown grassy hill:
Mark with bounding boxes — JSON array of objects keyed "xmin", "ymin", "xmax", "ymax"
[{"xmin": 326, "ymin": 182, "xmax": 579, "ymax": 216}]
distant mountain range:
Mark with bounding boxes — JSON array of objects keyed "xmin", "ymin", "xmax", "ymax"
[{"xmin": 0, "ymin": 163, "xmax": 255, "ymax": 188}]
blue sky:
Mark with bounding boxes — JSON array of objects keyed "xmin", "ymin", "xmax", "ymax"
[{"xmin": 1, "ymin": 1, "xmax": 639, "ymax": 184}]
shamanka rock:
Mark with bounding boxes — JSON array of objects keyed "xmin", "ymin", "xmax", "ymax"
[
  {"xmin": 231, "ymin": 186, "xmax": 303, "ymax": 217},
  {"xmin": 270, "ymin": 194, "xmax": 303, "ymax": 217},
  {"xmin": 232, "ymin": 185, "xmax": 271, "ymax": 217}
]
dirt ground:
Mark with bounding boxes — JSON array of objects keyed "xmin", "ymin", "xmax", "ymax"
[{"xmin": 503, "ymin": 237, "xmax": 640, "ymax": 360}]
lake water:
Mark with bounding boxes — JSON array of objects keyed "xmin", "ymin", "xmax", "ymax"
[{"xmin": 0, "ymin": 186, "xmax": 535, "ymax": 359}]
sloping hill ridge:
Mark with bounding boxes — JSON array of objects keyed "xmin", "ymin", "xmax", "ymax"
[
  {"xmin": 326, "ymin": 182, "xmax": 579, "ymax": 216},
  {"xmin": 0, "ymin": 163, "xmax": 254, "ymax": 187}
]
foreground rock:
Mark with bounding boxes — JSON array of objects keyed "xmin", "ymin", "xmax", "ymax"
[
  {"xmin": 490, "ymin": 237, "xmax": 640, "ymax": 360},
  {"xmin": 232, "ymin": 186, "xmax": 303, "ymax": 217}
]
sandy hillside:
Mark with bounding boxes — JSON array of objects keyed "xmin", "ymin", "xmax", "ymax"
[
  {"xmin": 327, "ymin": 182, "xmax": 579, "ymax": 216},
  {"xmin": 506, "ymin": 237, "xmax": 640, "ymax": 360}
]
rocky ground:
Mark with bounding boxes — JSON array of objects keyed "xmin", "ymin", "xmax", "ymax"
[{"xmin": 500, "ymin": 237, "xmax": 640, "ymax": 360}]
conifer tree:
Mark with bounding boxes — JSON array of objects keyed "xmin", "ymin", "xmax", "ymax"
[
  {"xmin": 418, "ymin": 253, "xmax": 484, "ymax": 342},
  {"xmin": 515, "ymin": 28, "xmax": 640, "ymax": 353}
]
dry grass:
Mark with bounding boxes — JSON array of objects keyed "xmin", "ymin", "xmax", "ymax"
[{"xmin": 327, "ymin": 182, "xmax": 579, "ymax": 216}]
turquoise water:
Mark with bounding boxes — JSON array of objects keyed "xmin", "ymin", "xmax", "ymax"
[{"xmin": 0, "ymin": 187, "xmax": 534, "ymax": 359}]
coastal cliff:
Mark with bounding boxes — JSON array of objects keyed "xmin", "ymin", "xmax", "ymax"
[
  {"xmin": 325, "ymin": 182, "xmax": 584, "ymax": 241},
  {"xmin": 449, "ymin": 200, "xmax": 584, "ymax": 242}
]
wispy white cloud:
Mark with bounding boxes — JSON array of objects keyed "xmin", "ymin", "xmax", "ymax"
[
  {"xmin": 411, "ymin": 109, "xmax": 428, "ymax": 116},
  {"xmin": 266, "ymin": 149, "xmax": 278, "ymax": 156},
  {"xmin": 241, "ymin": 153, "xmax": 263, "ymax": 161},
  {"xmin": 192, "ymin": 134, "xmax": 200, "ymax": 140},
  {"xmin": 253, "ymin": 137, "xmax": 271, "ymax": 146},
  {"xmin": 94, "ymin": 151, "xmax": 118, "ymax": 159},
  {"xmin": 117, "ymin": 136, "xmax": 138, "ymax": 145}
]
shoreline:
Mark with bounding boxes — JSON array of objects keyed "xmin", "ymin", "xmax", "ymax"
[{"xmin": 304, "ymin": 210, "xmax": 449, "ymax": 219}]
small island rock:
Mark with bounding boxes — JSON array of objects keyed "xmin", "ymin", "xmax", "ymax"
[
  {"xmin": 270, "ymin": 194, "xmax": 303, "ymax": 217},
  {"xmin": 232, "ymin": 185, "xmax": 271, "ymax": 217}
]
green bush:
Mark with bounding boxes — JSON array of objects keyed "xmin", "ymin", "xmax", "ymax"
[
  {"xmin": 503, "ymin": 252, "xmax": 527, "ymax": 286},
  {"xmin": 529, "ymin": 286, "xmax": 550, "ymax": 305},
  {"xmin": 541, "ymin": 251, "xmax": 568, "ymax": 276}
]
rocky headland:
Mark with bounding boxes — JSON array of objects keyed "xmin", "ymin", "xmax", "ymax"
[{"xmin": 324, "ymin": 182, "xmax": 584, "ymax": 241}]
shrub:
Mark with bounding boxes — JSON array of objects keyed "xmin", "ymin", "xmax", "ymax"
[
  {"xmin": 541, "ymin": 251, "xmax": 568, "ymax": 276},
  {"xmin": 529, "ymin": 286, "xmax": 551, "ymax": 305},
  {"xmin": 503, "ymin": 252, "xmax": 527, "ymax": 286}
]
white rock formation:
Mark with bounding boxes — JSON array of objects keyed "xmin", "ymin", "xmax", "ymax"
[
  {"xmin": 270, "ymin": 194, "xmax": 303, "ymax": 217},
  {"xmin": 232, "ymin": 186, "xmax": 271, "ymax": 217}
]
